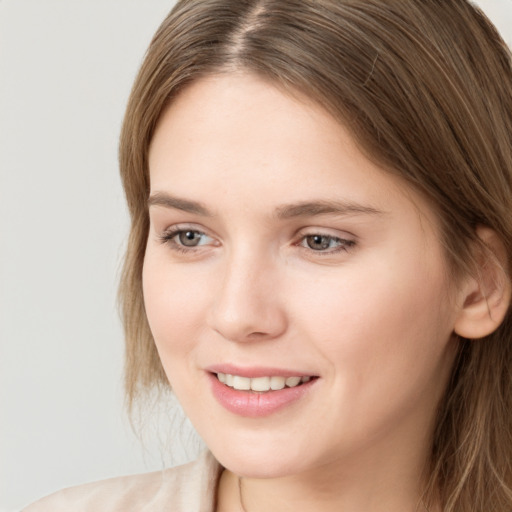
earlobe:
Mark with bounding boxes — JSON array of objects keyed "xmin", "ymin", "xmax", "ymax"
[{"xmin": 453, "ymin": 226, "xmax": 511, "ymax": 339}]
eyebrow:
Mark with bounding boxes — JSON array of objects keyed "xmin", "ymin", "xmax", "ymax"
[
  {"xmin": 148, "ymin": 192, "xmax": 212, "ymax": 216},
  {"xmin": 274, "ymin": 200, "xmax": 386, "ymax": 219},
  {"xmin": 147, "ymin": 192, "xmax": 385, "ymax": 219}
]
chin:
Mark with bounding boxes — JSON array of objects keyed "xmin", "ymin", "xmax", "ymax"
[{"xmin": 207, "ymin": 436, "xmax": 312, "ymax": 479}]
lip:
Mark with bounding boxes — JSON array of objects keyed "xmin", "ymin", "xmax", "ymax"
[{"xmin": 206, "ymin": 366, "xmax": 318, "ymax": 418}]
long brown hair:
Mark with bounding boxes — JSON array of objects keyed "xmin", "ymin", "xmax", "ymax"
[{"xmin": 118, "ymin": 1, "xmax": 512, "ymax": 509}]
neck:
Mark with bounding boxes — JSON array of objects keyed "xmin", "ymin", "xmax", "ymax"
[
  {"xmin": 216, "ymin": 433, "xmax": 439, "ymax": 512},
  {"xmin": 238, "ymin": 465, "xmax": 427, "ymax": 512}
]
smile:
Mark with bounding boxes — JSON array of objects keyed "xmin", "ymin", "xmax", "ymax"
[{"xmin": 217, "ymin": 373, "xmax": 312, "ymax": 392}]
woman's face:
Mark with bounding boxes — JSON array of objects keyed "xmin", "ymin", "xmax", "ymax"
[{"xmin": 144, "ymin": 73, "xmax": 460, "ymax": 479}]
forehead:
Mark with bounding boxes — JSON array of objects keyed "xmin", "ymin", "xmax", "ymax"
[
  {"xmin": 149, "ymin": 72, "xmax": 334, "ymax": 171},
  {"xmin": 148, "ymin": 72, "xmax": 438, "ymax": 231}
]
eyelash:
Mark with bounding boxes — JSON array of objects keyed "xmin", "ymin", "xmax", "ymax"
[
  {"xmin": 297, "ymin": 234, "xmax": 356, "ymax": 255},
  {"xmin": 158, "ymin": 228, "xmax": 356, "ymax": 256},
  {"xmin": 159, "ymin": 228, "xmax": 213, "ymax": 254}
]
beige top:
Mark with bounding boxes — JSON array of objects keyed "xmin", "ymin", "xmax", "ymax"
[{"xmin": 22, "ymin": 451, "xmax": 222, "ymax": 512}]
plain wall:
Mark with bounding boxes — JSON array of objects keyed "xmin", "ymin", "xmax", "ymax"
[
  {"xmin": 1, "ymin": 1, "xmax": 511, "ymax": 510},
  {"xmin": 0, "ymin": 2, "xmax": 190, "ymax": 510}
]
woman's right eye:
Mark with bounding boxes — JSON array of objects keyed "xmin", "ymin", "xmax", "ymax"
[
  {"xmin": 160, "ymin": 228, "xmax": 215, "ymax": 251},
  {"xmin": 175, "ymin": 230, "xmax": 206, "ymax": 247}
]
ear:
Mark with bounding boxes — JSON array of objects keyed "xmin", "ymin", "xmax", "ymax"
[{"xmin": 454, "ymin": 226, "xmax": 511, "ymax": 339}]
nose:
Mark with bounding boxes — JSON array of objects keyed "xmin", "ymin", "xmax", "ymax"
[{"xmin": 207, "ymin": 251, "xmax": 288, "ymax": 343}]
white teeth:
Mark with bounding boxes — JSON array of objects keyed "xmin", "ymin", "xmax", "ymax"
[
  {"xmin": 217, "ymin": 373, "xmax": 312, "ymax": 392},
  {"xmin": 270, "ymin": 376, "xmax": 286, "ymax": 390},
  {"xmin": 285, "ymin": 376, "xmax": 301, "ymax": 387},
  {"xmin": 233, "ymin": 376, "xmax": 251, "ymax": 390},
  {"xmin": 251, "ymin": 376, "xmax": 270, "ymax": 391}
]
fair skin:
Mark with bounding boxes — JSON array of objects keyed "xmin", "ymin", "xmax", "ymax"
[{"xmin": 143, "ymin": 72, "xmax": 467, "ymax": 512}]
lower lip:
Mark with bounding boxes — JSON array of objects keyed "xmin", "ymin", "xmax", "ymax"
[{"xmin": 208, "ymin": 373, "xmax": 317, "ymax": 417}]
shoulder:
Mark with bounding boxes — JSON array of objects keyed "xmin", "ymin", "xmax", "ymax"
[{"xmin": 22, "ymin": 451, "xmax": 222, "ymax": 512}]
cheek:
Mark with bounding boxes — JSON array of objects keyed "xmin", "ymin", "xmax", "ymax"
[
  {"xmin": 289, "ymin": 260, "xmax": 456, "ymax": 444},
  {"xmin": 293, "ymin": 253, "xmax": 456, "ymax": 386},
  {"xmin": 142, "ymin": 253, "xmax": 208, "ymax": 361}
]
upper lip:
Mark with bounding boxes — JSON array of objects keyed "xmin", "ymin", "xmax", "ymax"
[{"xmin": 205, "ymin": 364, "xmax": 317, "ymax": 379}]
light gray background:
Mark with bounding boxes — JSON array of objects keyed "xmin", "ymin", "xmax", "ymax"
[{"xmin": 1, "ymin": 1, "xmax": 511, "ymax": 510}]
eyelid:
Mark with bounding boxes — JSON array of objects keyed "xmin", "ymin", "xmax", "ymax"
[
  {"xmin": 295, "ymin": 226, "xmax": 357, "ymax": 242},
  {"xmin": 159, "ymin": 222, "xmax": 213, "ymax": 237}
]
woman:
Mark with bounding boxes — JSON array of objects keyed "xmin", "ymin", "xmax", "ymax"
[{"xmin": 25, "ymin": 0, "xmax": 512, "ymax": 511}]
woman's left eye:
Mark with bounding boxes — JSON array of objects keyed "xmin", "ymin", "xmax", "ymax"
[{"xmin": 300, "ymin": 234, "xmax": 355, "ymax": 253}]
